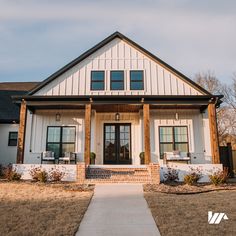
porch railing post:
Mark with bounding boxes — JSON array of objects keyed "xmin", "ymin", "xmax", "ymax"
[
  {"xmin": 143, "ymin": 104, "xmax": 151, "ymax": 164},
  {"xmin": 84, "ymin": 104, "xmax": 91, "ymax": 165},
  {"xmin": 16, "ymin": 100, "xmax": 27, "ymax": 164},
  {"xmin": 208, "ymin": 103, "xmax": 220, "ymax": 164}
]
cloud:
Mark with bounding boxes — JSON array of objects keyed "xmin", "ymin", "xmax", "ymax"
[{"xmin": 0, "ymin": 0, "xmax": 235, "ymax": 82}]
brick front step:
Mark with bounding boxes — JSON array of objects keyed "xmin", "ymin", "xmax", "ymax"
[
  {"xmin": 85, "ymin": 167, "xmax": 151, "ymax": 183},
  {"xmin": 77, "ymin": 163, "xmax": 160, "ymax": 184}
]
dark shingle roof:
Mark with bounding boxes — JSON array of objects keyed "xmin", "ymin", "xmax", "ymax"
[
  {"xmin": 0, "ymin": 82, "xmax": 39, "ymax": 91},
  {"xmin": 0, "ymin": 82, "xmax": 40, "ymax": 123}
]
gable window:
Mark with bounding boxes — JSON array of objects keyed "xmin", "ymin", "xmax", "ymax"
[
  {"xmin": 8, "ymin": 132, "xmax": 18, "ymax": 146},
  {"xmin": 91, "ymin": 71, "xmax": 105, "ymax": 90},
  {"xmin": 46, "ymin": 126, "xmax": 76, "ymax": 158},
  {"xmin": 130, "ymin": 71, "xmax": 144, "ymax": 90},
  {"xmin": 159, "ymin": 126, "xmax": 189, "ymax": 158},
  {"xmin": 110, "ymin": 71, "xmax": 124, "ymax": 90}
]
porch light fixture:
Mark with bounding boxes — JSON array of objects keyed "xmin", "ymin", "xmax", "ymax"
[
  {"xmin": 115, "ymin": 104, "xmax": 120, "ymax": 121},
  {"xmin": 175, "ymin": 106, "xmax": 179, "ymax": 120},
  {"xmin": 175, "ymin": 112, "xmax": 179, "ymax": 120},
  {"xmin": 55, "ymin": 113, "xmax": 61, "ymax": 122},
  {"xmin": 115, "ymin": 112, "xmax": 120, "ymax": 121}
]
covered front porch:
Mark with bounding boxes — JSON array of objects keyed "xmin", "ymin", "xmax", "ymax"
[{"xmin": 14, "ymin": 95, "xmax": 222, "ymax": 167}]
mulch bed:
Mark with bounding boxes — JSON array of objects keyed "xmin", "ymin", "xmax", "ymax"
[
  {"xmin": 144, "ymin": 182, "xmax": 236, "ymax": 194},
  {"xmin": 0, "ymin": 179, "xmax": 95, "ymax": 192}
]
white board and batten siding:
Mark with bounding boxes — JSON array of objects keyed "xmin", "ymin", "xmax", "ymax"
[
  {"xmin": 151, "ymin": 110, "xmax": 212, "ymax": 164},
  {"xmin": 0, "ymin": 124, "xmax": 19, "ymax": 165},
  {"xmin": 34, "ymin": 38, "xmax": 204, "ymax": 96},
  {"xmin": 23, "ymin": 110, "xmax": 85, "ymax": 164},
  {"xmin": 23, "ymin": 109, "xmax": 212, "ymax": 165}
]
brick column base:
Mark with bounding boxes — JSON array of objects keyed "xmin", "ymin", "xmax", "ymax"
[
  {"xmin": 77, "ymin": 163, "xmax": 86, "ymax": 184},
  {"xmin": 148, "ymin": 163, "xmax": 160, "ymax": 184}
]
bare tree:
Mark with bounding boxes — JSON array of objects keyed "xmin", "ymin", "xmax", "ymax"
[
  {"xmin": 222, "ymin": 73, "xmax": 236, "ymax": 111},
  {"xmin": 193, "ymin": 71, "xmax": 236, "ymax": 145},
  {"xmin": 194, "ymin": 71, "xmax": 221, "ymax": 95}
]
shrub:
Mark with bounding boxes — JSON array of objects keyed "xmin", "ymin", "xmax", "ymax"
[
  {"xmin": 3, "ymin": 165, "xmax": 21, "ymax": 181},
  {"xmin": 209, "ymin": 168, "xmax": 229, "ymax": 186},
  {"xmin": 164, "ymin": 167, "xmax": 179, "ymax": 182},
  {"xmin": 29, "ymin": 167, "xmax": 48, "ymax": 183},
  {"xmin": 49, "ymin": 168, "xmax": 65, "ymax": 182},
  {"xmin": 184, "ymin": 167, "xmax": 202, "ymax": 185}
]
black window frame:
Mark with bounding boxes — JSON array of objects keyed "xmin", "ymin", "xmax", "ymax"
[
  {"xmin": 90, "ymin": 71, "xmax": 105, "ymax": 91},
  {"xmin": 110, "ymin": 70, "xmax": 124, "ymax": 90},
  {"xmin": 46, "ymin": 126, "xmax": 76, "ymax": 158},
  {"xmin": 159, "ymin": 126, "xmax": 189, "ymax": 159},
  {"xmin": 8, "ymin": 132, "xmax": 18, "ymax": 146},
  {"xmin": 130, "ymin": 70, "xmax": 144, "ymax": 90}
]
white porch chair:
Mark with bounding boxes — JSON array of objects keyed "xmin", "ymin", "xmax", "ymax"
[
  {"xmin": 58, "ymin": 152, "xmax": 77, "ymax": 164},
  {"xmin": 41, "ymin": 151, "xmax": 55, "ymax": 164}
]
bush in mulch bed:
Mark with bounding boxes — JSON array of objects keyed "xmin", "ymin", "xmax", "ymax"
[
  {"xmin": 163, "ymin": 167, "xmax": 179, "ymax": 183},
  {"xmin": 184, "ymin": 167, "xmax": 203, "ymax": 185},
  {"xmin": 2, "ymin": 164, "xmax": 22, "ymax": 181},
  {"xmin": 209, "ymin": 168, "xmax": 229, "ymax": 186}
]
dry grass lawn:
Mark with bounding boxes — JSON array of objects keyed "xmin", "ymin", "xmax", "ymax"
[
  {"xmin": 144, "ymin": 189, "xmax": 236, "ymax": 236},
  {"xmin": 0, "ymin": 182, "xmax": 93, "ymax": 236}
]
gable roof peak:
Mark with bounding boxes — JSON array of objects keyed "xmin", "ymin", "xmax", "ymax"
[{"xmin": 29, "ymin": 31, "xmax": 212, "ymax": 96}]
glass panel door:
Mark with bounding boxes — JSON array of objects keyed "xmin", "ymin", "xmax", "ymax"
[
  {"xmin": 104, "ymin": 125, "xmax": 116, "ymax": 164},
  {"xmin": 104, "ymin": 124, "xmax": 131, "ymax": 164},
  {"xmin": 118, "ymin": 125, "xmax": 131, "ymax": 163}
]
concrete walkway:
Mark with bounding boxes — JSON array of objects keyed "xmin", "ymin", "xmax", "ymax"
[{"xmin": 76, "ymin": 184, "xmax": 160, "ymax": 236}]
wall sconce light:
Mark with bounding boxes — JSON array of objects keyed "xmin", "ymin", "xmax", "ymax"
[
  {"xmin": 56, "ymin": 113, "xmax": 61, "ymax": 122},
  {"xmin": 115, "ymin": 112, "xmax": 120, "ymax": 121}
]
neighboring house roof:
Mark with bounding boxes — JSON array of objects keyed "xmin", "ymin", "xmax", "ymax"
[
  {"xmin": 28, "ymin": 31, "xmax": 212, "ymax": 96},
  {"xmin": 0, "ymin": 82, "xmax": 40, "ymax": 123},
  {"xmin": 0, "ymin": 82, "xmax": 39, "ymax": 91}
]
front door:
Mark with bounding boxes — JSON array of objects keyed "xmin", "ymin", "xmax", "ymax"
[{"xmin": 104, "ymin": 123, "xmax": 131, "ymax": 164}]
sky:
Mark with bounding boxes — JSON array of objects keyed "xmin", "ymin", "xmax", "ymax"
[{"xmin": 0, "ymin": 0, "xmax": 235, "ymax": 83}]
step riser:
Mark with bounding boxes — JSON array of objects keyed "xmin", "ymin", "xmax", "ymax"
[{"xmin": 86, "ymin": 167, "xmax": 150, "ymax": 183}]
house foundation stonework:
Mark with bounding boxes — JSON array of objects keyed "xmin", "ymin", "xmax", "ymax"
[{"xmin": 11, "ymin": 32, "xmax": 223, "ymax": 183}]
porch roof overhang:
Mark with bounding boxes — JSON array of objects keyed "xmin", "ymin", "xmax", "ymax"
[{"xmin": 12, "ymin": 95, "xmax": 223, "ymax": 112}]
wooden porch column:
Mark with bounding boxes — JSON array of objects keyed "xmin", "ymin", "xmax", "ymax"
[
  {"xmin": 84, "ymin": 104, "xmax": 91, "ymax": 165},
  {"xmin": 16, "ymin": 100, "xmax": 27, "ymax": 164},
  {"xmin": 208, "ymin": 103, "xmax": 220, "ymax": 164},
  {"xmin": 143, "ymin": 104, "xmax": 151, "ymax": 164}
]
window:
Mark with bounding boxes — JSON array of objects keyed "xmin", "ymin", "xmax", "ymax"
[
  {"xmin": 91, "ymin": 71, "xmax": 104, "ymax": 90},
  {"xmin": 159, "ymin": 126, "xmax": 189, "ymax": 158},
  {"xmin": 110, "ymin": 71, "xmax": 124, "ymax": 90},
  {"xmin": 130, "ymin": 70, "xmax": 144, "ymax": 90},
  {"xmin": 46, "ymin": 126, "xmax": 76, "ymax": 158},
  {"xmin": 8, "ymin": 132, "xmax": 18, "ymax": 146}
]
